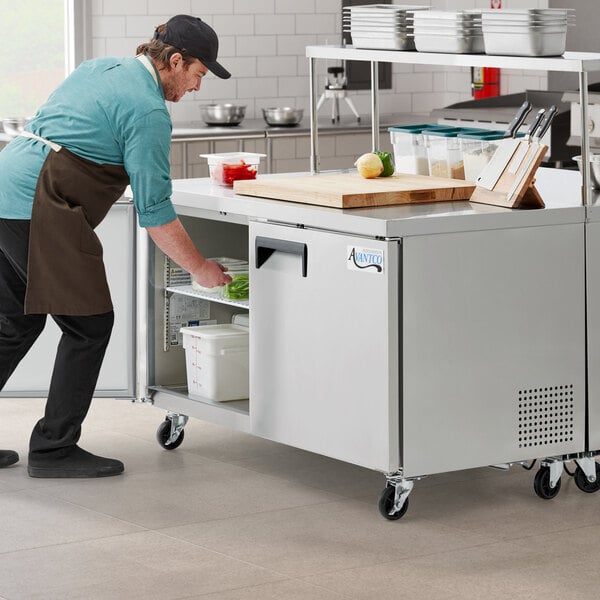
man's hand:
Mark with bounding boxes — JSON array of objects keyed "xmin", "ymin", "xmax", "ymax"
[{"xmin": 192, "ymin": 259, "xmax": 232, "ymax": 289}]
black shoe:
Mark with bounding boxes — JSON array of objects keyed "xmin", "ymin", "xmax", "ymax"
[
  {"xmin": 0, "ymin": 450, "xmax": 19, "ymax": 468},
  {"xmin": 28, "ymin": 445, "xmax": 124, "ymax": 478}
]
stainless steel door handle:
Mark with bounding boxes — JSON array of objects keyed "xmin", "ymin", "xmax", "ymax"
[{"xmin": 255, "ymin": 236, "xmax": 308, "ymax": 277}]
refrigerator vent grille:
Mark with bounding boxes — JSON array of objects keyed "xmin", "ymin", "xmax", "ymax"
[{"xmin": 517, "ymin": 386, "xmax": 574, "ymax": 448}]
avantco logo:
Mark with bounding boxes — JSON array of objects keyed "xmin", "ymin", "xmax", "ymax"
[{"xmin": 347, "ymin": 246, "xmax": 384, "ymax": 273}]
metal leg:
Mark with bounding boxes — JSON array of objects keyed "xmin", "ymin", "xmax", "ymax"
[
  {"xmin": 344, "ymin": 96, "xmax": 361, "ymax": 122},
  {"xmin": 316, "ymin": 92, "xmax": 326, "ymax": 111}
]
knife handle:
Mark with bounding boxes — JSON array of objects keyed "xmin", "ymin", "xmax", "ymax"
[
  {"xmin": 534, "ymin": 105, "xmax": 558, "ymax": 141},
  {"xmin": 525, "ymin": 109, "xmax": 546, "ymax": 139},
  {"xmin": 504, "ymin": 101, "xmax": 532, "ymax": 138}
]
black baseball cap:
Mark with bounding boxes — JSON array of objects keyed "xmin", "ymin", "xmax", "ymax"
[{"xmin": 154, "ymin": 15, "xmax": 231, "ymax": 79}]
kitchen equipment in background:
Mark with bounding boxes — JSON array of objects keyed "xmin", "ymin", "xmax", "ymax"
[
  {"xmin": 573, "ymin": 155, "xmax": 600, "ymax": 189},
  {"xmin": 200, "ymin": 152, "xmax": 266, "ymax": 187},
  {"xmin": 234, "ymin": 171, "xmax": 475, "ymax": 209},
  {"xmin": 412, "ymin": 10, "xmax": 484, "ymax": 54},
  {"xmin": 481, "ymin": 8, "xmax": 574, "ymax": 57},
  {"xmin": 200, "ymin": 103, "xmax": 246, "ymax": 126},
  {"xmin": 342, "ymin": 4, "xmax": 429, "ymax": 51},
  {"xmin": 262, "ymin": 107, "xmax": 303, "ymax": 127},
  {"xmin": 316, "ymin": 65, "xmax": 361, "ymax": 123},
  {"xmin": 1, "ymin": 117, "xmax": 30, "ymax": 138},
  {"xmin": 562, "ymin": 85, "xmax": 600, "ymax": 154}
]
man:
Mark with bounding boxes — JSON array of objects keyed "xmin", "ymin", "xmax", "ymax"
[{"xmin": 0, "ymin": 15, "xmax": 232, "ymax": 478}]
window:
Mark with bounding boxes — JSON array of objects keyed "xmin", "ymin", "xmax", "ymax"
[{"xmin": 0, "ymin": 0, "xmax": 90, "ymax": 119}]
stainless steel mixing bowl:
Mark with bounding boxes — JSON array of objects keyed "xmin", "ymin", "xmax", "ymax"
[
  {"xmin": 1, "ymin": 117, "xmax": 30, "ymax": 138},
  {"xmin": 574, "ymin": 155, "xmax": 600, "ymax": 189},
  {"xmin": 262, "ymin": 107, "xmax": 303, "ymax": 127},
  {"xmin": 200, "ymin": 104, "xmax": 246, "ymax": 126}
]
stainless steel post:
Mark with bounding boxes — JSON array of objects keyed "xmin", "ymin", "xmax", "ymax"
[
  {"xmin": 309, "ymin": 56, "xmax": 319, "ymax": 174},
  {"xmin": 371, "ymin": 61, "xmax": 380, "ymax": 152},
  {"xmin": 579, "ymin": 70, "xmax": 590, "ymax": 206},
  {"xmin": 181, "ymin": 141, "xmax": 188, "ymax": 178}
]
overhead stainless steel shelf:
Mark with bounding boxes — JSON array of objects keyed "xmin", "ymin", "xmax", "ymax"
[{"xmin": 306, "ymin": 45, "xmax": 600, "ymax": 73}]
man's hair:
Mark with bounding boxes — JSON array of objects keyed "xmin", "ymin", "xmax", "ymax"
[{"xmin": 136, "ymin": 24, "xmax": 197, "ymax": 68}]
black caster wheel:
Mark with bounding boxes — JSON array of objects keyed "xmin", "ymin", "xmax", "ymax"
[
  {"xmin": 574, "ymin": 463, "xmax": 600, "ymax": 493},
  {"xmin": 378, "ymin": 486, "xmax": 409, "ymax": 520},
  {"xmin": 533, "ymin": 466, "xmax": 561, "ymax": 499},
  {"xmin": 156, "ymin": 419, "xmax": 185, "ymax": 450}
]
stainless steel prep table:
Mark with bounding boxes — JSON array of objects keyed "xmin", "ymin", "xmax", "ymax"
[{"xmin": 136, "ymin": 166, "xmax": 588, "ymax": 519}]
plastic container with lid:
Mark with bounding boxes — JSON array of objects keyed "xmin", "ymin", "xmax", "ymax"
[
  {"xmin": 458, "ymin": 130, "xmax": 507, "ymax": 181},
  {"xmin": 181, "ymin": 324, "xmax": 249, "ymax": 401},
  {"xmin": 200, "ymin": 152, "xmax": 266, "ymax": 187},
  {"xmin": 424, "ymin": 129, "xmax": 465, "ymax": 179},
  {"xmin": 388, "ymin": 125, "xmax": 430, "ymax": 175}
]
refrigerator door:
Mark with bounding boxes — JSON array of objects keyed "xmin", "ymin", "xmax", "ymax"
[
  {"xmin": 1, "ymin": 202, "xmax": 136, "ymax": 397},
  {"xmin": 250, "ymin": 220, "xmax": 400, "ymax": 473}
]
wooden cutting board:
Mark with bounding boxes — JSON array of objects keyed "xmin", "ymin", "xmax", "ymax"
[{"xmin": 233, "ymin": 172, "xmax": 475, "ymax": 209}]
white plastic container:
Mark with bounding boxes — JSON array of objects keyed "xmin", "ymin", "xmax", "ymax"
[
  {"xmin": 200, "ymin": 152, "xmax": 266, "ymax": 187},
  {"xmin": 181, "ymin": 324, "xmax": 249, "ymax": 401}
]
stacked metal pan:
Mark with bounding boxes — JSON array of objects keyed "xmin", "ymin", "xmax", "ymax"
[
  {"xmin": 342, "ymin": 4, "xmax": 429, "ymax": 51},
  {"xmin": 412, "ymin": 10, "xmax": 484, "ymax": 54},
  {"xmin": 481, "ymin": 8, "xmax": 574, "ymax": 57}
]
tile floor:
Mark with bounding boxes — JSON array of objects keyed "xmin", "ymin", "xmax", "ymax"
[{"xmin": 0, "ymin": 396, "xmax": 599, "ymax": 599}]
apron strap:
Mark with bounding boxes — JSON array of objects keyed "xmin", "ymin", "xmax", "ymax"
[
  {"xmin": 136, "ymin": 54, "xmax": 159, "ymax": 88},
  {"xmin": 19, "ymin": 130, "xmax": 62, "ymax": 153}
]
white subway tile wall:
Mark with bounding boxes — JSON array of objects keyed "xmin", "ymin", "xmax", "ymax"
[{"xmin": 91, "ymin": 0, "xmax": 549, "ymax": 175}]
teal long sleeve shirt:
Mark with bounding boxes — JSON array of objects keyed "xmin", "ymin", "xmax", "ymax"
[{"xmin": 0, "ymin": 56, "xmax": 177, "ymax": 228}]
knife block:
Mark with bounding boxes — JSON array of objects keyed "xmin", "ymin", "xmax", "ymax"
[{"xmin": 470, "ymin": 142, "xmax": 547, "ymax": 210}]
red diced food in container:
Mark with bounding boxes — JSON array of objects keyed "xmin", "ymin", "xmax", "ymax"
[
  {"xmin": 201, "ymin": 152, "xmax": 265, "ymax": 187},
  {"xmin": 218, "ymin": 161, "xmax": 257, "ymax": 185}
]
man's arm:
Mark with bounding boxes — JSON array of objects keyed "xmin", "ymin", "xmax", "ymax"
[{"xmin": 146, "ymin": 218, "xmax": 232, "ymax": 288}]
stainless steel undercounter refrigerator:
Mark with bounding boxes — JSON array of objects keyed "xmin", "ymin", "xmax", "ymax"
[{"xmin": 133, "ymin": 165, "xmax": 600, "ymax": 520}]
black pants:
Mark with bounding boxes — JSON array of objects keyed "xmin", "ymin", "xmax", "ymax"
[{"xmin": 0, "ymin": 218, "xmax": 114, "ymax": 455}]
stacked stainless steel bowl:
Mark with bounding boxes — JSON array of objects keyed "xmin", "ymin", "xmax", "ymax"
[
  {"xmin": 481, "ymin": 8, "xmax": 573, "ymax": 56},
  {"xmin": 574, "ymin": 155, "xmax": 600, "ymax": 189},
  {"xmin": 1, "ymin": 117, "xmax": 30, "ymax": 138},
  {"xmin": 200, "ymin": 104, "xmax": 246, "ymax": 126},
  {"xmin": 262, "ymin": 107, "xmax": 303, "ymax": 127}
]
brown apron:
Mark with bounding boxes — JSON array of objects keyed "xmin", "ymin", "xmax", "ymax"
[{"xmin": 23, "ymin": 135, "xmax": 130, "ymax": 315}]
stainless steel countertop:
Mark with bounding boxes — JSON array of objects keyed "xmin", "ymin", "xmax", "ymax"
[
  {"xmin": 164, "ymin": 168, "xmax": 585, "ymax": 238},
  {"xmin": 171, "ymin": 113, "xmax": 425, "ymax": 140}
]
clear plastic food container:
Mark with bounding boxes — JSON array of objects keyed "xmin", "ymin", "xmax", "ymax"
[
  {"xmin": 222, "ymin": 271, "xmax": 249, "ymax": 301},
  {"xmin": 458, "ymin": 130, "xmax": 506, "ymax": 181},
  {"xmin": 424, "ymin": 129, "xmax": 465, "ymax": 179},
  {"xmin": 200, "ymin": 152, "xmax": 266, "ymax": 187},
  {"xmin": 388, "ymin": 125, "xmax": 430, "ymax": 175}
]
